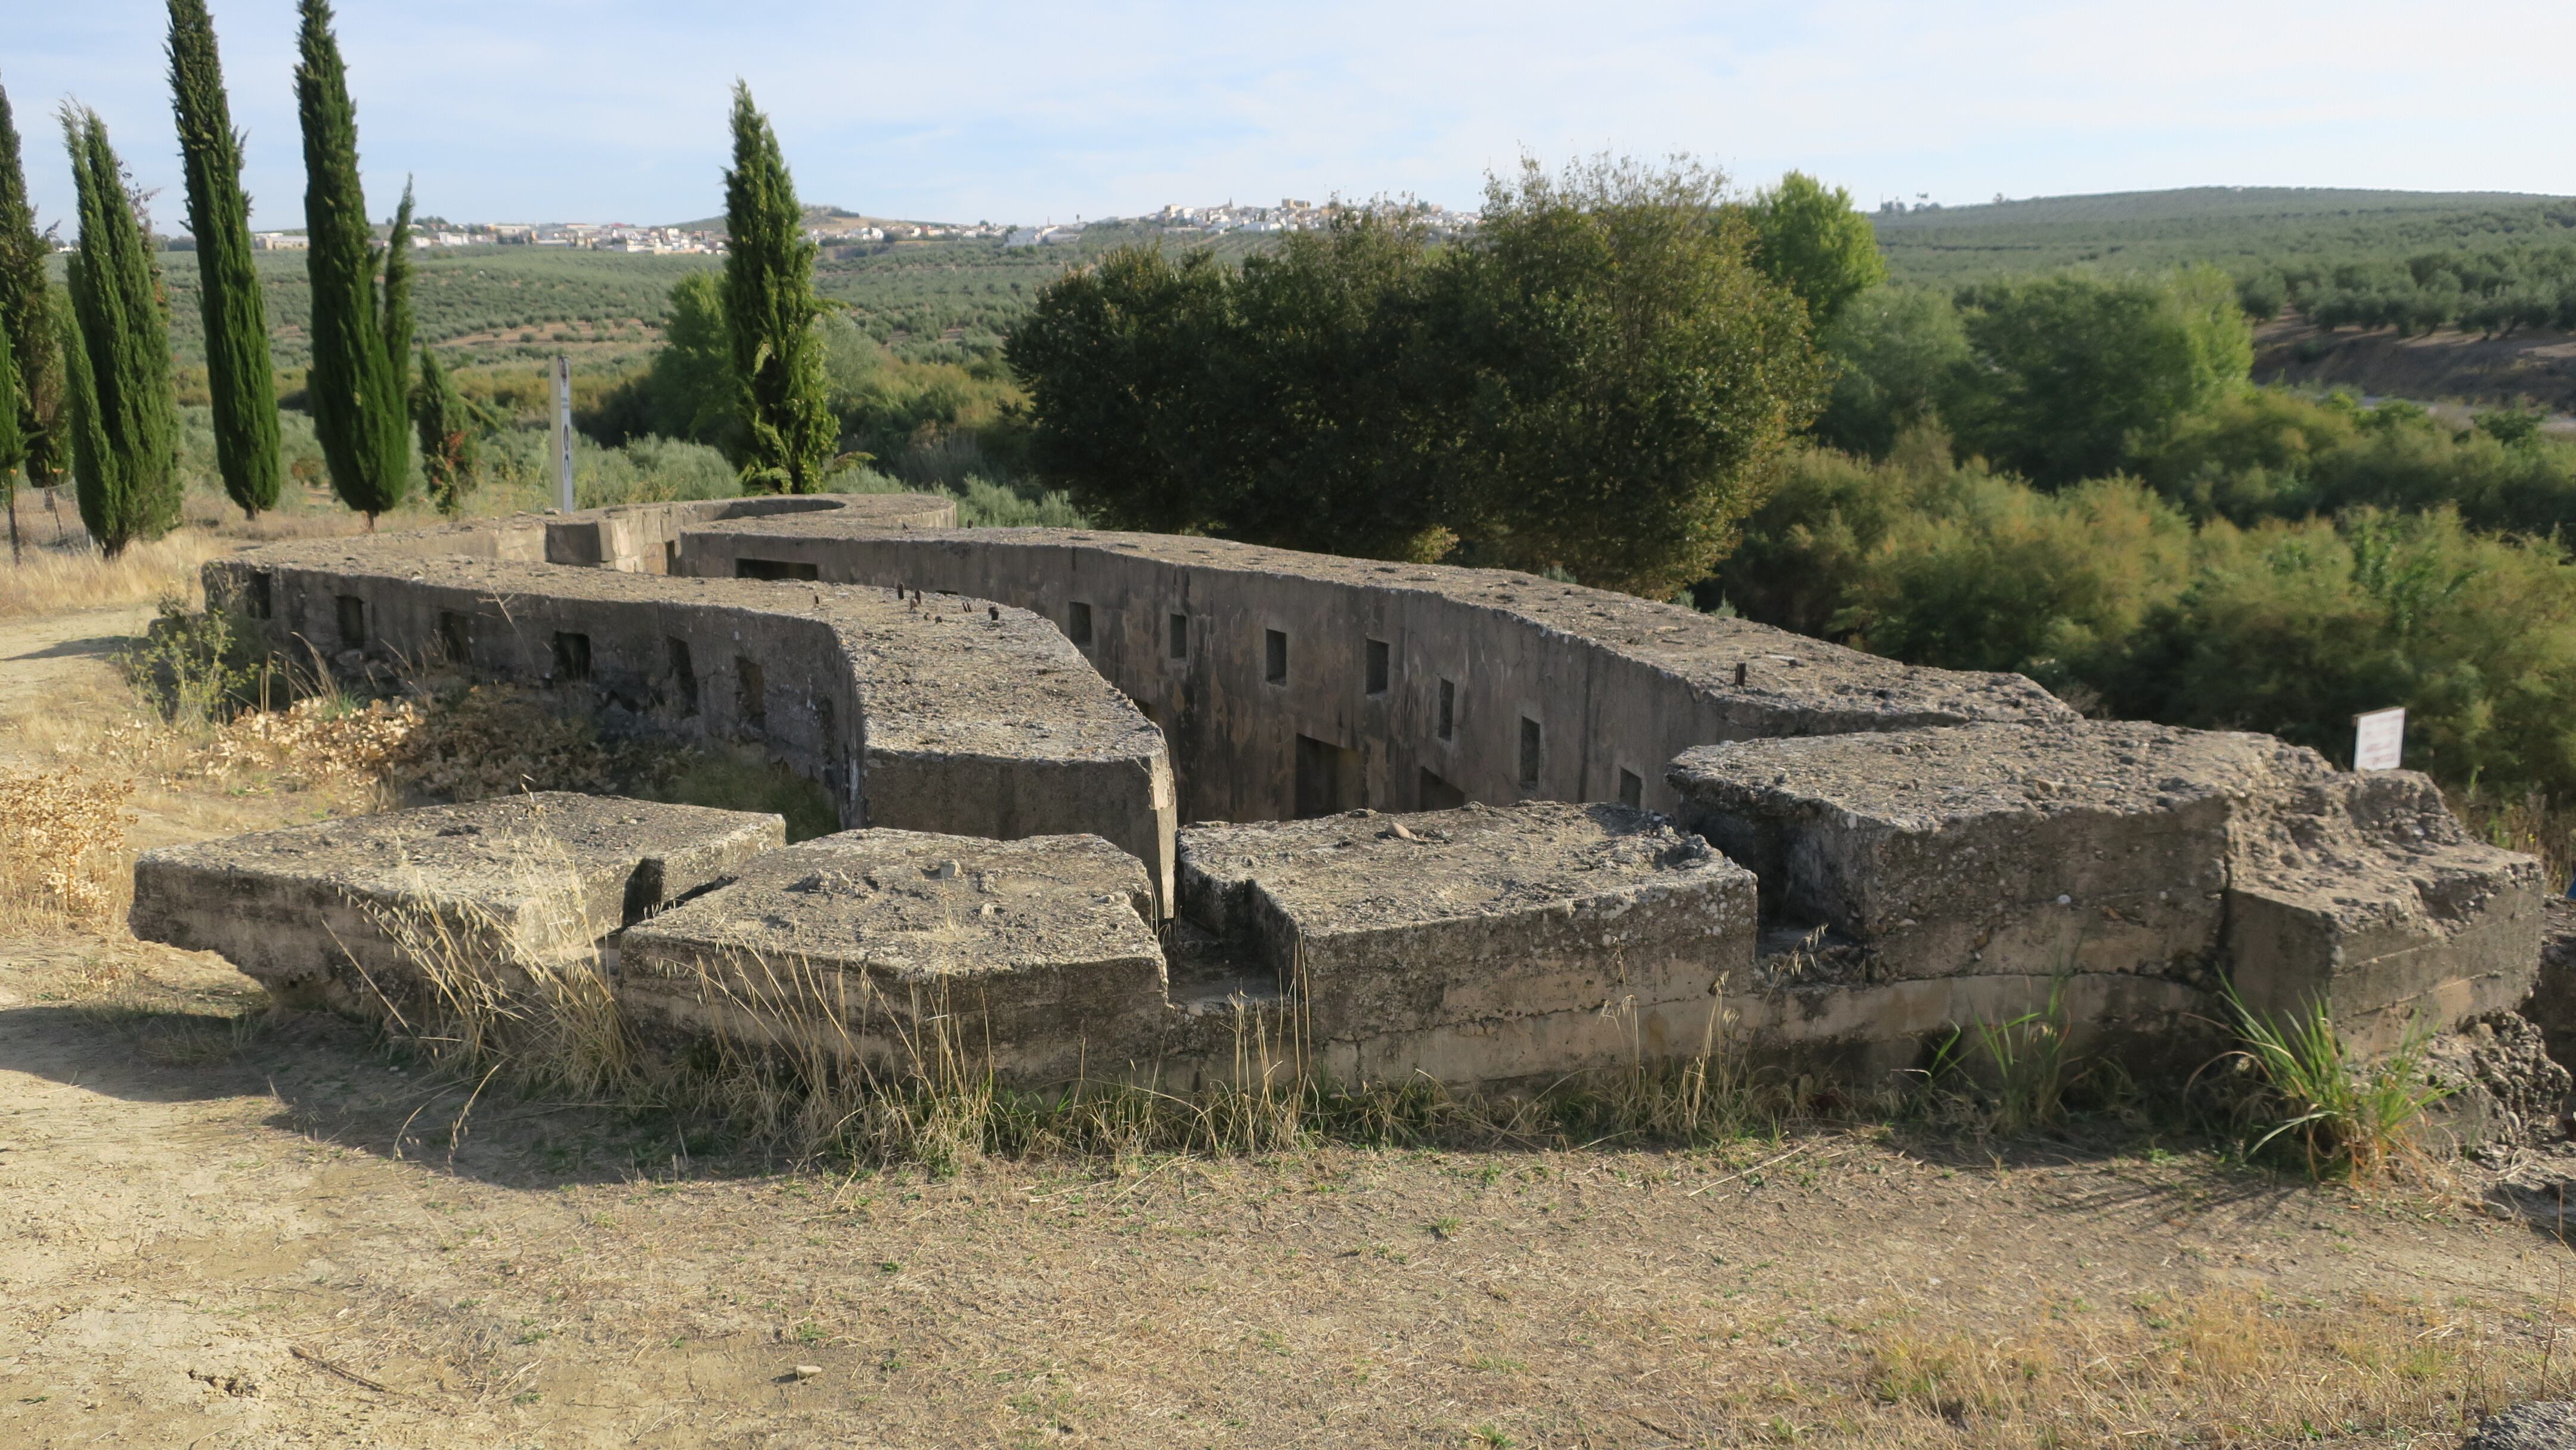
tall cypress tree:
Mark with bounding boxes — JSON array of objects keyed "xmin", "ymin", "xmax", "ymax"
[
  {"xmin": 295, "ymin": 0, "xmax": 410, "ymax": 526},
  {"xmin": 0, "ymin": 298, "xmax": 20, "ymax": 561},
  {"xmin": 168, "ymin": 0, "xmax": 280, "ymax": 520},
  {"xmin": 0, "ymin": 80, "xmax": 69, "ymax": 492},
  {"xmin": 60, "ymin": 106, "xmax": 181, "ymax": 557},
  {"xmin": 722, "ymin": 83, "xmax": 834, "ymax": 494}
]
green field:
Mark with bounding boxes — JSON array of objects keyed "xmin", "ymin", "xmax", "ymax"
[{"xmin": 1872, "ymin": 186, "xmax": 2576, "ymax": 287}]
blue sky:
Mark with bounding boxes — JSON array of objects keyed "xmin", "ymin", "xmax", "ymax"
[{"xmin": 12, "ymin": 0, "xmax": 2572, "ymax": 233}]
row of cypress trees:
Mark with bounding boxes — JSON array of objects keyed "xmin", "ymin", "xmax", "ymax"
[
  {"xmin": 0, "ymin": 0, "xmax": 414, "ymax": 555},
  {"xmin": 0, "ymin": 3, "xmax": 841, "ymax": 552}
]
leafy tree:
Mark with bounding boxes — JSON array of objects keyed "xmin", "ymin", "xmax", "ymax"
[
  {"xmin": 1950, "ymin": 267, "xmax": 2252, "ymax": 487},
  {"xmin": 0, "ymin": 80, "xmax": 67, "ymax": 491},
  {"xmin": 168, "ymin": 0, "xmax": 280, "ymax": 520},
  {"xmin": 409, "ymin": 346, "xmax": 476, "ymax": 514},
  {"xmin": 1813, "ymin": 285, "xmax": 1972, "ymax": 456},
  {"xmin": 1439, "ymin": 157, "xmax": 1823, "ymax": 594},
  {"xmin": 1742, "ymin": 172, "xmax": 1887, "ymax": 327},
  {"xmin": 1011, "ymin": 158, "xmax": 1823, "ymax": 597},
  {"xmin": 296, "ymin": 0, "xmax": 412, "ymax": 525},
  {"xmin": 722, "ymin": 83, "xmax": 834, "ymax": 493},
  {"xmin": 59, "ymin": 105, "xmax": 181, "ymax": 557}
]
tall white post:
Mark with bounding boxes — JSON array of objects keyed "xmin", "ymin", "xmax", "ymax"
[{"xmin": 550, "ymin": 354, "xmax": 575, "ymax": 513}]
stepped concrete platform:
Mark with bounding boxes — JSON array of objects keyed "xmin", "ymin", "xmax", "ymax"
[
  {"xmin": 617, "ymin": 829, "xmax": 1165, "ymax": 1081},
  {"xmin": 129, "ymin": 794, "xmax": 783, "ymax": 1016},
  {"xmin": 1176, "ymin": 802, "xmax": 1756, "ymax": 1084}
]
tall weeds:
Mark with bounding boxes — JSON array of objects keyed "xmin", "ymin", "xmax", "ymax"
[{"xmin": 2213, "ymin": 984, "xmax": 2451, "ymax": 1182}]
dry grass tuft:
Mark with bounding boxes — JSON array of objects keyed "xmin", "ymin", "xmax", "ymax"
[
  {"xmin": 194, "ymin": 696, "xmax": 420, "ymax": 791},
  {"xmin": 0, "ymin": 531, "xmax": 228, "ymax": 619},
  {"xmin": 0, "ymin": 766, "xmax": 136, "ymax": 930}
]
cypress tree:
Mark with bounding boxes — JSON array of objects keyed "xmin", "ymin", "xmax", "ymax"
[
  {"xmin": 409, "ymin": 345, "xmax": 475, "ymax": 515},
  {"xmin": 722, "ymin": 83, "xmax": 834, "ymax": 494},
  {"xmin": 0, "ymin": 299, "xmax": 20, "ymax": 561},
  {"xmin": 168, "ymin": 0, "xmax": 280, "ymax": 520},
  {"xmin": 0, "ymin": 79, "xmax": 70, "ymax": 491},
  {"xmin": 60, "ymin": 105, "xmax": 181, "ymax": 557},
  {"xmin": 295, "ymin": 0, "xmax": 411, "ymax": 526}
]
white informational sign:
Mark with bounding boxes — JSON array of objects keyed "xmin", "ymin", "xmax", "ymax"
[
  {"xmin": 2353, "ymin": 706, "xmax": 2405, "ymax": 772},
  {"xmin": 550, "ymin": 355, "xmax": 575, "ymax": 513}
]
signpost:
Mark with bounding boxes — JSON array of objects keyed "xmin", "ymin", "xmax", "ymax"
[
  {"xmin": 2353, "ymin": 706, "xmax": 2405, "ymax": 772},
  {"xmin": 549, "ymin": 355, "xmax": 575, "ymax": 513}
]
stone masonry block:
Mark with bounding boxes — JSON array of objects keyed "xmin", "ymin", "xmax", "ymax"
[{"xmin": 129, "ymin": 794, "xmax": 784, "ymax": 1015}]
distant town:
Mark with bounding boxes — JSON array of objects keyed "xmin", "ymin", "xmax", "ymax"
[{"xmin": 167, "ymin": 197, "xmax": 1477, "ymax": 255}]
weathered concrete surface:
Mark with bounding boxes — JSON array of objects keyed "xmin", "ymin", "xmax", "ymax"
[
  {"xmin": 2521, "ymin": 898, "xmax": 2576, "ymax": 1073},
  {"xmin": 1669, "ymin": 721, "xmax": 2544, "ymax": 1053},
  {"xmin": 129, "ymin": 794, "xmax": 783, "ymax": 1014},
  {"xmin": 1176, "ymin": 803, "xmax": 1755, "ymax": 1084},
  {"xmin": 2224, "ymin": 772, "xmax": 2547, "ymax": 1048},
  {"xmin": 210, "ymin": 534, "xmax": 1178, "ymax": 913},
  {"xmin": 673, "ymin": 513, "xmax": 2074, "ymax": 825},
  {"xmin": 618, "ymin": 829, "xmax": 1163, "ymax": 1082}
]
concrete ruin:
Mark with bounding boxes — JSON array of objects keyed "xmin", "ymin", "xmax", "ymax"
[{"xmin": 126, "ymin": 493, "xmax": 2557, "ymax": 1092}]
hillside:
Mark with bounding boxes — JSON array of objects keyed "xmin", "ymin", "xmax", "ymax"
[{"xmin": 1873, "ymin": 186, "xmax": 2576, "ymax": 287}]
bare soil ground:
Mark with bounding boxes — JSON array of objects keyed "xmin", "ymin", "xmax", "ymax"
[
  {"xmin": 2255, "ymin": 317, "xmax": 2576, "ymax": 419},
  {"xmin": 3, "ymin": 574, "xmax": 2573, "ymax": 1448}
]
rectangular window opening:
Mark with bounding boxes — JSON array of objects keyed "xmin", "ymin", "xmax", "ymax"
[
  {"xmin": 662, "ymin": 540, "xmax": 680, "ymax": 574},
  {"xmin": 1168, "ymin": 612, "xmax": 1188, "ymax": 660},
  {"xmin": 1436, "ymin": 679, "xmax": 1456, "ymax": 741},
  {"xmin": 1419, "ymin": 767, "xmax": 1467, "ymax": 811},
  {"xmin": 1365, "ymin": 639, "xmax": 1389, "ymax": 696},
  {"xmin": 1519, "ymin": 716, "xmax": 1543, "ymax": 791},
  {"xmin": 1067, "ymin": 600, "xmax": 1094, "ymax": 646},
  {"xmin": 736, "ymin": 557, "xmax": 819, "ymax": 582},
  {"xmin": 245, "ymin": 571, "xmax": 273, "ymax": 619},
  {"xmin": 1294, "ymin": 733, "xmax": 1360, "ymax": 819},
  {"xmin": 667, "ymin": 637, "xmax": 698, "ymax": 715},
  {"xmin": 436, "ymin": 610, "xmax": 470, "ymax": 664},
  {"xmin": 1264, "ymin": 628, "xmax": 1288, "ymax": 685},
  {"xmin": 736, "ymin": 656, "xmax": 767, "ymax": 729},
  {"xmin": 334, "ymin": 594, "xmax": 366, "ymax": 649},
  {"xmin": 1618, "ymin": 768, "xmax": 1645, "ymax": 810},
  {"xmin": 552, "ymin": 631, "xmax": 592, "ymax": 682}
]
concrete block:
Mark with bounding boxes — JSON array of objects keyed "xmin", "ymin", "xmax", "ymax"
[
  {"xmin": 1669, "ymin": 720, "xmax": 2330, "ymax": 983},
  {"xmin": 1176, "ymin": 802, "xmax": 1755, "ymax": 1084},
  {"xmin": 129, "ymin": 794, "xmax": 784, "ymax": 1015},
  {"xmin": 617, "ymin": 829, "xmax": 1165, "ymax": 1082},
  {"xmin": 2224, "ymin": 771, "xmax": 2546, "ymax": 1047}
]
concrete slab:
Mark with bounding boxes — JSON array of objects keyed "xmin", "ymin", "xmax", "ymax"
[
  {"xmin": 617, "ymin": 829, "xmax": 1164, "ymax": 1082},
  {"xmin": 129, "ymin": 794, "xmax": 784, "ymax": 1015},
  {"xmin": 2224, "ymin": 770, "xmax": 2546, "ymax": 1047},
  {"xmin": 1176, "ymin": 802, "xmax": 1755, "ymax": 1083}
]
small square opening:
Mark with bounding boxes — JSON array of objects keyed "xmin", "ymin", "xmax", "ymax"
[
  {"xmin": 1437, "ymin": 679, "xmax": 1456, "ymax": 741},
  {"xmin": 436, "ymin": 610, "xmax": 470, "ymax": 663},
  {"xmin": 1168, "ymin": 612, "xmax": 1188, "ymax": 659},
  {"xmin": 1067, "ymin": 601, "xmax": 1094, "ymax": 646},
  {"xmin": 334, "ymin": 594, "xmax": 366, "ymax": 649},
  {"xmin": 552, "ymin": 631, "xmax": 592, "ymax": 681},
  {"xmin": 244, "ymin": 571, "xmax": 273, "ymax": 619},
  {"xmin": 1618, "ymin": 768, "xmax": 1644, "ymax": 810},
  {"xmin": 1365, "ymin": 639, "xmax": 1389, "ymax": 695},
  {"xmin": 1518, "ymin": 716, "xmax": 1543, "ymax": 790},
  {"xmin": 1264, "ymin": 629, "xmax": 1288, "ymax": 684}
]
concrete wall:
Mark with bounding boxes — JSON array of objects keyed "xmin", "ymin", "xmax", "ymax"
[{"xmin": 673, "ymin": 519, "xmax": 2072, "ymax": 828}]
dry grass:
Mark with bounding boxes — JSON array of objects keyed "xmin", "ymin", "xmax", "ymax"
[
  {"xmin": 0, "ymin": 531, "xmax": 228, "ymax": 619},
  {"xmin": 2454, "ymin": 783, "xmax": 2576, "ymax": 893},
  {"xmin": 1859, "ymin": 1284, "xmax": 2565, "ymax": 1446},
  {"xmin": 0, "ymin": 766, "xmax": 135, "ymax": 930}
]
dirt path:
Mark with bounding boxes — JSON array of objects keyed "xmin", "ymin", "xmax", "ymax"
[{"xmin": 0, "ymin": 594, "xmax": 2569, "ymax": 1446}]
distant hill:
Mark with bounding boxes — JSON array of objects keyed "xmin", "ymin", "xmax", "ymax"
[{"xmin": 1873, "ymin": 186, "xmax": 2576, "ymax": 287}]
